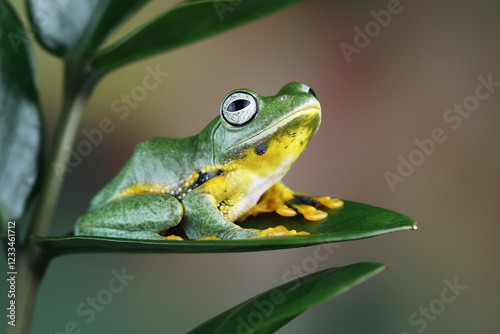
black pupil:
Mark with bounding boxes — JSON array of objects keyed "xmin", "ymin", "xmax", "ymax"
[
  {"xmin": 307, "ymin": 88, "xmax": 316, "ymax": 98},
  {"xmin": 228, "ymin": 99, "xmax": 250, "ymax": 112}
]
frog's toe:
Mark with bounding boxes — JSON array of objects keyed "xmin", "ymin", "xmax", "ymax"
[
  {"xmin": 162, "ymin": 235, "xmax": 184, "ymax": 241},
  {"xmin": 195, "ymin": 235, "xmax": 222, "ymax": 240},
  {"xmin": 285, "ymin": 195, "xmax": 343, "ymax": 221},
  {"xmin": 294, "ymin": 204, "xmax": 328, "ymax": 221},
  {"xmin": 314, "ymin": 196, "xmax": 343, "ymax": 209},
  {"xmin": 256, "ymin": 225, "xmax": 309, "ymax": 237},
  {"xmin": 276, "ymin": 205, "xmax": 297, "ymax": 217}
]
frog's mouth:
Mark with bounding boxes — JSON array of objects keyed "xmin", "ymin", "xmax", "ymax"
[{"xmin": 229, "ymin": 106, "xmax": 320, "ymax": 149}]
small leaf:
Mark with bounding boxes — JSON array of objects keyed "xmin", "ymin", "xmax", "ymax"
[
  {"xmin": 91, "ymin": 0, "xmax": 306, "ymax": 71},
  {"xmin": 26, "ymin": 0, "xmax": 150, "ymax": 57},
  {"xmin": 34, "ymin": 200, "xmax": 416, "ymax": 255},
  {"xmin": 188, "ymin": 262, "xmax": 387, "ymax": 333},
  {"xmin": 0, "ymin": 0, "xmax": 43, "ymax": 230}
]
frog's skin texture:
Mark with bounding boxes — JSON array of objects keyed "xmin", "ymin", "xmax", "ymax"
[{"xmin": 75, "ymin": 82, "xmax": 343, "ymax": 240}]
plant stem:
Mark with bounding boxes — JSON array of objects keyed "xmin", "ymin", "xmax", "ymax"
[
  {"xmin": 8, "ymin": 58, "xmax": 102, "ymax": 334},
  {"xmin": 26, "ymin": 59, "xmax": 96, "ymax": 240},
  {"xmin": 8, "ymin": 243, "xmax": 49, "ymax": 334}
]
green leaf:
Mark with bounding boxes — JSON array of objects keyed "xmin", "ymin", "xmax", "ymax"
[
  {"xmin": 0, "ymin": 0, "xmax": 43, "ymax": 230},
  {"xmin": 26, "ymin": 0, "xmax": 150, "ymax": 57},
  {"xmin": 188, "ymin": 262, "xmax": 388, "ymax": 334},
  {"xmin": 91, "ymin": 0, "xmax": 306, "ymax": 71},
  {"xmin": 33, "ymin": 200, "xmax": 416, "ymax": 255}
]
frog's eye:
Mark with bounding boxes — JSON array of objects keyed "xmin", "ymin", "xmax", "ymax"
[{"xmin": 221, "ymin": 91, "xmax": 258, "ymax": 127}]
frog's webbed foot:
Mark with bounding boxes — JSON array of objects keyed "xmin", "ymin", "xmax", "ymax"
[
  {"xmin": 285, "ymin": 194, "xmax": 343, "ymax": 221},
  {"xmin": 188, "ymin": 226, "xmax": 309, "ymax": 240},
  {"xmin": 255, "ymin": 225, "xmax": 310, "ymax": 237},
  {"xmin": 239, "ymin": 181, "xmax": 343, "ymax": 222}
]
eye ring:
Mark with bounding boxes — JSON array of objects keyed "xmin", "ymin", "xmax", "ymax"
[{"xmin": 220, "ymin": 91, "xmax": 258, "ymax": 127}]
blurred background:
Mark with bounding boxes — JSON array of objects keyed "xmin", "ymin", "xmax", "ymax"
[{"xmin": 3, "ymin": 0, "xmax": 500, "ymax": 333}]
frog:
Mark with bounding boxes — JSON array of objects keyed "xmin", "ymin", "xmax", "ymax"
[{"xmin": 74, "ymin": 82, "xmax": 343, "ymax": 240}]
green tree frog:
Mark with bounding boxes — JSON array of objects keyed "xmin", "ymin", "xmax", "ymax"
[{"xmin": 75, "ymin": 82, "xmax": 343, "ymax": 240}]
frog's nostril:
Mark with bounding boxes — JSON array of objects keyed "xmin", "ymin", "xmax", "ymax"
[
  {"xmin": 228, "ymin": 99, "xmax": 250, "ymax": 112},
  {"xmin": 307, "ymin": 88, "xmax": 316, "ymax": 98}
]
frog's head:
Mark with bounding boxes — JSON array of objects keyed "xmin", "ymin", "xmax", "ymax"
[{"xmin": 210, "ymin": 82, "xmax": 321, "ymax": 173}]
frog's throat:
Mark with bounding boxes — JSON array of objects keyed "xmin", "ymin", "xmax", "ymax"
[{"xmin": 228, "ymin": 107, "xmax": 320, "ymax": 150}]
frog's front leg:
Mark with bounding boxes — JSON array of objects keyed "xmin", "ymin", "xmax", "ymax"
[
  {"xmin": 181, "ymin": 191, "xmax": 260, "ymax": 240},
  {"xmin": 239, "ymin": 181, "xmax": 344, "ymax": 222},
  {"xmin": 75, "ymin": 193, "xmax": 183, "ymax": 240},
  {"xmin": 181, "ymin": 191, "xmax": 306, "ymax": 240}
]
